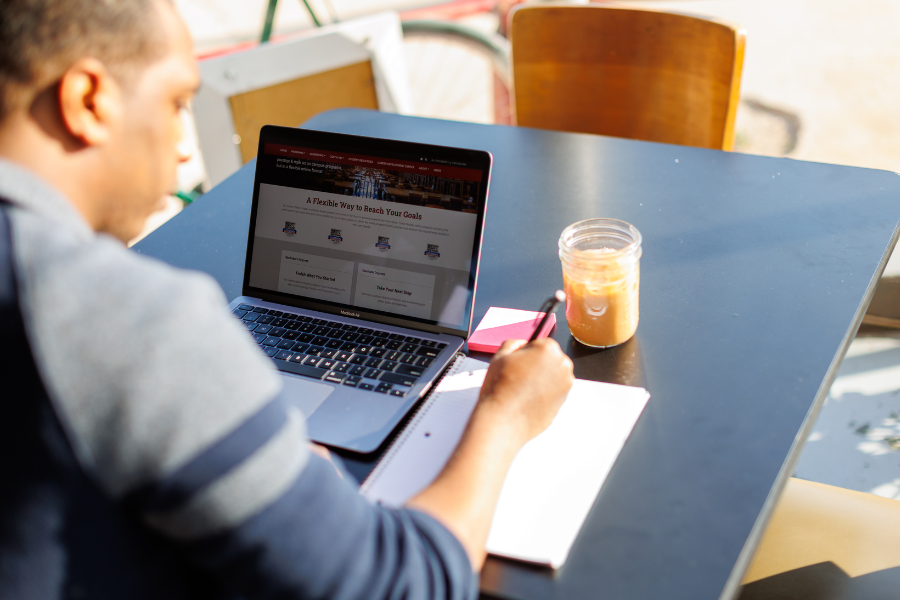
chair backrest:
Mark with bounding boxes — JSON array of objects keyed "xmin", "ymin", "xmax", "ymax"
[
  {"xmin": 510, "ymin": 5, "xmax": 745, "ymax": 150},
  {"xmin": 193, "ymin": 12, "xmax": 412, "ymax": 188}
]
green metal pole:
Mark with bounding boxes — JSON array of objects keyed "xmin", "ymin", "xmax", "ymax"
[
  {"xmin": 299, "ymin": 0, "xmax": 323, "ymax": 27},
  {"xmin": 260, "ymin": 0, "xmax": 278, "ymax": 43}
]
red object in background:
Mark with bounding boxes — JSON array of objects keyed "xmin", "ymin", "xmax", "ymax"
[
  {"xmin": 468, "ymin": 307, "xmax": 556, "ymax": 354},
  {"xmin": 196, "ymin": 0, "xmax": 501, "ymax": 61}
]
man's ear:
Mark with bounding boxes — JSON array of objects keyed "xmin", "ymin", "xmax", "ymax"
[{"xmin": 57, "ymin": 58, "xmax": 122, "ymax": 147}]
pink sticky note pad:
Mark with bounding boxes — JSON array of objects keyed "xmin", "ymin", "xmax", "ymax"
[{"xmin": 467, "ymin": 307, "xmax": 557, "ymax": 354}]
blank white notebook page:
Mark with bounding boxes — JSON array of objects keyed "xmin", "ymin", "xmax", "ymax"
[{"xmin": 360, "ymin": 356, "xmax": 650, "ymax": 568}]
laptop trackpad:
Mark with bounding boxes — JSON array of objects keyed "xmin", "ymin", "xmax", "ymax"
[{"xmin": 279, "ymin": 373, "xmax": 334, "ymax": 419}]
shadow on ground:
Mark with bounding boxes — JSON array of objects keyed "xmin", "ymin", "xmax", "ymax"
[{"xmin": 739, "ymin": 562, "xmax": 900, "ymax": 600}]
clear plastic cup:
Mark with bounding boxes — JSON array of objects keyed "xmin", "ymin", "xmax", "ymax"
[{"xmin": 559, "ymin": 218, "xmax": 642, "ymax": 348}]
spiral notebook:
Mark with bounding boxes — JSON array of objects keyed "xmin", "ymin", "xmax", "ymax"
[{"xmin": 361, "ymin": 355, "xmax": 650, "ymax": 568}]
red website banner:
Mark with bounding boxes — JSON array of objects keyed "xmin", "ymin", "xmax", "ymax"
[{"xmin": 264, "ymin": 143, "xmax": 483, "ymax": 182}]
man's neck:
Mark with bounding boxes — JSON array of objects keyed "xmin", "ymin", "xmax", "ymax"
[{"xmin": 0, "ymin": 114, "xmax": 105, "ymax": 231}]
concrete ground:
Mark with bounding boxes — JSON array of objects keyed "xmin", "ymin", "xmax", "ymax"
[{"xmin": 164, "ymin": 0, "xmax": 900, "ymax": 497}]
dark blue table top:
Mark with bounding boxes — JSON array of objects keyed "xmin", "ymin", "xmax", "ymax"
[{"xmin": 135, "ymin": 109, "xmax": 900, "ymax": 600}]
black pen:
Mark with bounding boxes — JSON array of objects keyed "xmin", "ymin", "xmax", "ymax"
[{"xmin": 529, "ymin": 290, "xmax": 566, "ymax": 342}]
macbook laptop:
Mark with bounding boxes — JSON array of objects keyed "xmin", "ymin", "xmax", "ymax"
[{"xmin": 227, "ymin": 125, "xmax": 492, "ymax": 453}]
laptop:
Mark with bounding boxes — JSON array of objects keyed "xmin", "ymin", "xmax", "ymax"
[{"xmin": 227, "ymin": 125, "xmax": 492, "ymax": 453}]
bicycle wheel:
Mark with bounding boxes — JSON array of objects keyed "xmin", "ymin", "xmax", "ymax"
[{"xmin": 401, "ymin": 16, "xmax": 512, "ymax": 125}]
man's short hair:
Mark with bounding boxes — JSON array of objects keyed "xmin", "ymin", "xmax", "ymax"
[{"xmin": 0, "ymin": 0, "xmax": 166, "ymax": 121}]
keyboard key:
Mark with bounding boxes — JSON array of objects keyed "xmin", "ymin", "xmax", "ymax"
[
  {"xmin": 298, "ymin": 334, "xmax": 315, "ymax": 344},
  {"xmin": 349, "ymin": 365, "xmax": 366, "ymax": 376},
  {"xmin": 313, "ymin": 326, "xmax": 329, "ymax": 336},
  {"xmin": 238, "ymin": 304, "xmax": 254, "ymax": 311},
  {"xmin": 365, "ymin": 357, "xmax": 383, "ymax": 368},
  {"xmin": 275, "ymin": 350, "xmax": 293, "ymax": 361},
  {"xmin": 380, "ymin": 360, "xmax": 399, "ymax": 372},
  {"xmin": 262, "ymin": 336, "xmax": 281, "ymax": 346},
  {"xmin": 401, "ymin": 343, "xmax": 418, "ymax": 353},
  {"xmin": 291, "ymin": 343, "xmax": 309, "ymax": 353},
  {"xmin": 254, "ymin": 324, "xmax": 272, "ymax": 335},
  {"xmin": 405, "ymin": 336, "xmax": 423, "ymax": 344},
  {"xmin": 276, "ymin": 339, "xmax": 294, "ymax": 350},
  {"xmin": 299, "ymin": 324, "xmax": 316, "ymax": 333},
  {"xmin": 267, "ymin": 310, "xmax": 283, "ymax": 318},
  {"xmin": 243, "ymin": 322, "xmax": 258, "ymax": 332},
  {"xmin": 321, "ymin": 348, "xmax": 338, "ymax": 358},
  {"xmin": 271, "ymin": 318, "xmax": 288, "ymax": 328},
  {"xmin": 396, "ymin": 364, "xmax": 425, "ymax": 377},
  {"xmin": 375, "ymin": 382, "xmax": 393, "ymax": 394},
  {"xmin": 335, "ymin": 351, "xmax": 353, "ymax": 362},
  {"xmin": 252, "ymin": 307, "xmax": 269, "ymax": 314},
  {"xmin": 282, "ymin": 313, "xmax": 298, "ymax": 321},
  {"xmin": 323, "ymin": 372, "xmax": 346, "ymax": 384},
  {"xmin": 325, "ymin": 339, "xmax": 344, "ymax": 349},
  {"xmin": 370, "ymin": 348, "xmax": 387, "ymax": 358},
  {"xmin": 400, "ymin": 353, "xmax": 417, "ymax": 365},
  {"xmin": 358, "ymin": 383, "xmax": 375, "ymax": 391},
  {"xmin": 302, "ymin": 356, "xmax": 322, "ymax": 367},
  {"xmin": 257, "ymin": 315, "xmax": 274, "ymax": 325},
  {"xmin": 277, "ymin": 361, "xmax": 327, "ymax": 380},
  {"xmin": 370, "ymin": 330, "xmax": 387, "ymax": 338},
  {"xmin": 343, "ymin": 375, "xmax": 361, "ymax": 387},
  {"xmin": 364, "ymin": 368, "xmax": 381, "ymax": 379},
  {"xmin": 305, "ymin": 346, "xmax": 324, "ymax": 357},
  {"xmin": 232, "ymin": 309, "xmax": 248, "ymax": 318},
  {"xmin": 386, "ymin": 341, "xmax": 402, "ymax": 350},
  {"xmin": 242, "ymin": 313, "xmax": 260, "ymax": 322},
  {"xmin": 370, "ymin": 338, "xmax": 387, "ymax": 348},
  {"xmin": 252, "ymin": 332, "xmax": 267, "ymax": 343},
  {"xmin": 296, "ymin": 315, "xmax": 312, "ymax": 323},
  {"xmin": 341, "ymin": 324, "xmax": 358, "ymax": 332},
  {"xmin": 420, "ymin": 340, "xmax": 437, "ymax": 348},
  {"xmin": 358, "ymin": 327, "xmax": 374, "ymax": 335},
  {"xmin": 349, "ymin": 355, "xmax": 367, "ymax": 365},
  {"xmin": 341, "ymin": 342, "xmax": 359, "ymax": 352},
  {"xmin": 289, "ymin": 353, "xmax": 306, "ymax": 363},
  {"xmin": 388, "ymin": 333, "xmax": 405, "ymax": 341},
  {"xmin": 389, "ymin": 389, "xmax": 407, "ymax": 397},
  {"xmin": 380, "ymin": 372, "xmax": 418, "ymax": 387},
  {"xmin": 357, "ymin": 335, "xmax": 374, "ymax": 345},
  {"xmin": 334, "ymin": 362, "xmax": 351, "ymax": 373},
  {"xmin": 282, "ymin": 331, "xmax": 299, "ymax": 340},
  {"xmin": 311, "ymin": 318, "xmax": 327, "ymax": 325},
  {"xmin": 269, "ymin": 327, "xmax": 286, "ymax": 337},
  {"xmin": 327, "ymin": 321, "xmax": 343, "ymax": 328},
  {"xmin": 262, "ymin": 347, "xmax": 279, "ymax": 357},
  {"xmin": 341, "ymin": 331, "xmax": 360, "ymax": 342},
  {"xmin": 312, "ymin": 336, "xmax": 329, "ymax": 346},
  {"xmin": 416, "ymin": 347, "xmax": 440, "ymax": 358},
  {"xmin": 319, "ymin": 359, "xmax": 336, "ymax": 371},
  {"xmin": 284, "ymin": 321, "xmax": 301, "ymax": 331},
  {"xmin": 416, "ymin": 356, "xmax": 434, "ymax": 368},
  {"xmin": 385, "ymin": 350, "xmax": 403, "ymax": 362},
  {"xmin": 355, "ymin": 345, "xmax": 373, "ymax": 355}
]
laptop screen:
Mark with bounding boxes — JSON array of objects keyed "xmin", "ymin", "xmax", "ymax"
[{"xmin": 243, "ymin": 126, "xmax": 491, "ymax": 337}]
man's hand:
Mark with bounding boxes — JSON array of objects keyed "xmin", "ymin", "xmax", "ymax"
[
  {"xmin": 478, "ymin": 338, "xmax": 574, "ymax": 443},
  {"xmin": 407, "ymin": 338, "xmax": 574, "ymax": 569}
]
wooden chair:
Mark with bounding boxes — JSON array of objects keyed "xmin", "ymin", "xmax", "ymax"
[
  {"xmin": 738, "ymin": 478, "xmax": 900, "ymax": 599},
  {"xmin": 193, "ymin": 12, "xmax": 411, "ymax": 188},
  {"xmin": 509, "ymin": 5, "xmax": 746, "ymax": 150}
]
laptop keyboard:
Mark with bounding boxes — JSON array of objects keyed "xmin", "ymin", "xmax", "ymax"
[{"xmin": 232, "ymin": 304, "xmax": 447, "ymax": 397}]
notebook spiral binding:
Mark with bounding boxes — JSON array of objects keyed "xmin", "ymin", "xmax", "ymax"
[{"xmin": 361, "ymin": 352, "xmax": 469, "ymax": 494}]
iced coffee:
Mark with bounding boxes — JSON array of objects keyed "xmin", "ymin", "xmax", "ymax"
[{"xmin": 559, "ymin": 219, "xmax": 642, "ymax": 348}]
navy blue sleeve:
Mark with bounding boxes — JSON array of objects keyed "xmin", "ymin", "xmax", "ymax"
[{"xmin": 180, "ymin": 455, "xmax": 478, "ymax": 600}]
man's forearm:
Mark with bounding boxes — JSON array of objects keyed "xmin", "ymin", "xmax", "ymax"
[{"xmin": 406, "ymin": 399, "xmax": 528, "ymax": 570}]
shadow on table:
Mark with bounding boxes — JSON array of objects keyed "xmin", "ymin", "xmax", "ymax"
[
  {"xmin": 567, "ymin": 334, "xmax": 647, "ymax": 389},
  {"xmin": 738, "ymin": 562, "xmax": 900, "ymax": 600}
]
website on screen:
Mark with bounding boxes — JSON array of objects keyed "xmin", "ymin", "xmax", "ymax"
[{"xmin": 248, "ymin": 143, "xmax": 484, "ymax": 328}]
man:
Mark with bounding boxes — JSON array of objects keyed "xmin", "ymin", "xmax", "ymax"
[{"xmin": 0, "ymin": 1, "xmax": 574, "ymax": 598}]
